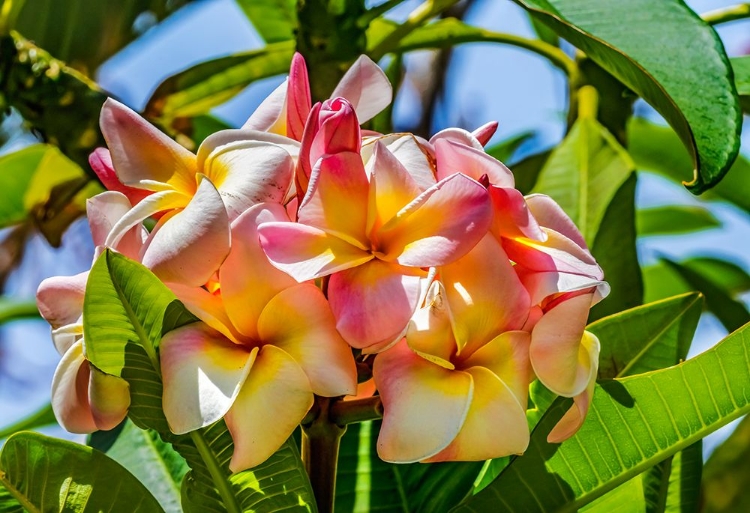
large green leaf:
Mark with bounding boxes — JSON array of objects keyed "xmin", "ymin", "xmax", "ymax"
[
  {"xmin": 145, "ymin": 42, "xmax": 294, "ymax": 121},
  {"xmin": 512, "ymin": 0, "xmax": 741, "ymax": 194},
  {"xmin": 485, "ymin": 131, "xmax": 535, "ymax": 164},
  {"xmin": 731, "ymin": 56, "xmax": 750, "ymax": 112},
  {"xmin": 0, "ymin": 404, "xmax": 56, "ymax": 441},
  {"xmin": 531, "ymin": 107, "xmax": 634, "ymax": 246},
  {"xmin": 702, "ymin": 414, "xmax": 750, "ymax": 512},
  {"xmin": 628, "ymin": 118, "xmax": 750, "ymax": 213},
  {"xmin": 636, "ymin": 205, "xmax": 720, "ymax": 237},
  {"xmin": 454, "ymin": 311, "xmax": 750, "ymax": 512},
  {"xmin": 83, "ymin": 250, "xmax": 317, "ymax": 513},
  {"xmin": 0, "ymin": 431, "xmax": 164, "ymax": 512},
  {"xmin": 643, "ymin": 257, "xmax": 750, "ymax": 304},
  {"xmin": 234, "ymin": 0, "xmax": 297, "ymax": 43},
  {"xmin": 336, "ymin": 420, "xmax": 480, "ymax": 513}
]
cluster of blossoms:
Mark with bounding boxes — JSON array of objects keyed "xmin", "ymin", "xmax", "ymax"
[{"xmin": 37, "ymin": 54, "xmax": 608, "ymax": 471}]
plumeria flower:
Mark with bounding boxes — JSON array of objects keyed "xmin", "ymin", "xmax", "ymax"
[
  {"xmin": 36, "ymin": 192, "xmax": 146, "ymax": 433},
  {"xmin": 258, "ymin": 102, "xmax": 492, "ymax": 351},
  {"xmin": 160, "ymin": 202, "xmax": 358, "ymax": 472},
  {"xmin": 92, "ymin": 99, "xmax": 298, "ymax": 268},
  {"xmin": 374, "ymin": 234, "xmax": 532, "ymax": 462}
]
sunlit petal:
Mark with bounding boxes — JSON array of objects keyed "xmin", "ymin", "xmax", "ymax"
[
  {"xmin": 161, "ymin": 323, "xmax": 256, "ymax": 434},
  {"xmin": 526, "ymin": 194, "xmax": 589, "ymax": 249},
  {"xmin": 257, "ymin": 284, "xmax": 357, "ymax": 396},
  {"xmin": 362, "ymin": 133, "xmax": 436, "ymax": 192},
  {"xmin": 141, "ymin": 178, "xmax": 230, "ymax": 287},
  {"xmin": 88, "ymin": 365, "xmax": 130, "ymax": 431},
  {"xmin": 406, "ymin": 281, "xmax": 457, "ymax": 367},
  {"xmin": 530, "ymin": 293, "xmax": 596, "ymax": 397},
  {"xmin": 225, "ymin": 345, "xmax": 313, "ymax": 472},
  {"xmin": 51, "ymin": 341, "xmax": 96, "ymax": 434},
  {"xmin": 517, "ymin": 268, "xmax": 610, "ymax": 306},
  {"xmin": 331, "ymin": 55, "xmax": 392, "ymax": 123},
  {"xmin": 242, "ymin": 79, "xmax": 288, "ymax": 134},
  {"xmin": 434, "ymin": 139, "xmax": 514, "ymax": 187},
  {"xmin": 503, "ymin": 229, "xmax": 603, "ymax": 279},
  {"xmin": 329, "ymin": 260, "xmax": 423, "ymax": 350},
  {"xmin": 105, "ymin": 189, "xmax": 188, "ymax": 249},
  {"xmin": 167, "ymin": 282, "xmax": 243, "ymax": 343},
  {"xmin": 425, "ymin": 366, "xmax": 528, "ymax": 462},
  {"xmin": 376, "ymin": 173, "xmax": 492, "ymax": 267},
  {"xmin": 100, "ymin": 98, "xmax": 196, "ymax": 194},
  {"xmin": 374, "ymin": 340, "xmax": 473, "ymax": 463},
  {"xmin": 87, "ymin": 191, "xmax": 145, "ymax": 259},
  {"xmin": 286, "ymin": 53, "xmax": 312, "ymax": 140},
  {"xmin": 430, "ymin": 128, "xmax": 484, "ymax": 151},
  {"xmin": 36, "ymin": 272, "xmax": 88, "ymax": 330},
  {"xmin": 490, "ymin": 186, "xmax": 545, "ymax": 241},
  {"xmin": 471, "ymin": 121, "xmax": 498, "ymax": 146},
  {"xmin": 89, "ymin": 148, "xmax": 152, "ymax": 205},
  {"xmin": 258, "ymin": 222, "xmax": 373, "ymax": 282}
]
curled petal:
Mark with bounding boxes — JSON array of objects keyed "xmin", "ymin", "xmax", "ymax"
[
  {"xmin": 376, "ymin": 173, "xmax": 492, "ymax": 267},
  {"xmin": 547, "ymin": 335, "xmax": 598, "ymax": 443},
  {"xmin": 36, "ymin": 272, "xmax": 88, "ymax": 330},
  {"xmin": 100, "ymin": 98, "xmax": 196, "ymax": 194},
  {"xmin": 472, "ymin": 121, "xmax": 499, "ymax": 146},
  {"xmin": 88, "ymin": 365, "xmax": 130, "ymax": 431},
  {"xmin": 430, "ymin": 128, "xmax": 484, "ymax": 151},
  {"xmin": 161, "ymin": 323, "xmax": 256, "ymax": 434},
  {"xmin": 310, "ymin": 98, "xmax": 361, "ymax": 163},
  {"xmin": 167, "ymin": 283, "xmax": 243, "ymax": 343},
  {"xmin": 517, "ymin": 268, "xmax": 610, "ymax": 306},
  {"xmin": 257, "ymin": 284, "xmax": 357, "ymax": 397},
  {"xmin": 221, "ymin": 203, "xmax": 296, "ymax": 340},
  {"xmin": 530, "ymin": 293, "xmax": 596, "ymax": 397},
  {"xmin": 503, "ymin": 229, "xmax": 603, "ymax": 280},
  {"xmin": 434, "ymin": 139, "xmax": 514, "ymax": 187},
  {"xmin": 197, "ymin": 132, "xmax": 295, "ymax": 219},
  {"xmin": 51, "ymin": 341, "xmax": 96, "ymax": 433},
  {"xmin": 406, "ymin": 281, "xmax": 457, "ymax": 367},
  {"xmin": 89, "ymin": 148, "xmax": 152, "ymax": 205},
  {"xmin": 441, "ymin": 235, "xmax": 529, "ymax": 355},
  {"xmin": 526, "ymin": 194, "xmax": 588, "ymax": 249},
  {"xmin": 105, "ymin": 189, "xmax": 188, "ymax": 249},
  {"xmin": 225, "ymin": 345, "xmax": 313, "ymax": 472},
  {"xmin": 258, "ymin": 222, "xmax": 372, "ymax": 282},
  {"xmin": 362, "ymin": 134, "xmax": 436, "ymax": 192},
  {"xmin": 374, "ymin": 340, "xmax": 473, "ymax": 463},
  {"xmin": 298, "ymin": 152, "xmax": 370, "ymax": 248},
  {"xmin": 490, "ymin": 186, "xmax": 545, "ymax": 242},
  {"xmin": 286, "ymin": 53, "xmax": 312, "ymax": 140},
  {"xmin": 141, "ymin": 178, "xmax": 230, "ymax": 287},
  {"xmin": 87, "ymin": 191, "xmax": 145, "ymax": 258},
  {"xmin": 331, "ymin": 55, "xmax": 392, "ymax": 124},
  {"xmin": 425, "ymin": 366, "xmax": 529, "ymax": 462},
  {"xmin": 242, "ymin": 79, "xmax": 288, "ymax": 134},
  {"xmin": 329, "ymin": 260, "xmax": 423, "ymax": 350}
]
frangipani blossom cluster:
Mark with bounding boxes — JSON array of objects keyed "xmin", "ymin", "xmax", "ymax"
[{"xmin": 37, "ymin": 53, "xmax": 608, "ymax": 471}]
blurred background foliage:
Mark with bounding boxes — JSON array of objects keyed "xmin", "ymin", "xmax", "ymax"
[{"xmin": 0, "ymin": 0, "xmax": 749, "ymax": 511}]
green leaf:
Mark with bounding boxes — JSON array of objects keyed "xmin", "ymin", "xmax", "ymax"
[
  {"xmin": 531, "ymin": 112, "xmax": 634, "ymax": 246},
  {"xmin": 661, "ymin": 258, "xmax": 750, "ymax": 333},
  {"xmin": 0, "ymin": 298, "xmax": 40, "ymax": 323},
  {"xmin": 643, "ymin": 257, "xmax": 750, "ymax": 304},
  {"xmin": 336, "ymin": 421, "xmax": 480, "ymax": 512},
  {"xmin": 0, "ymin": 404, "xmax": 56, "ymax": 441},
  {"xmin": 84, "ymin": 251, "xmax": 317, "ymax": 513},
  {"xmin": 454, "ymin": 313, "xmax": 750, "ymax": 513},
  {"xmin": 628, "ymin": 118, "xmax": 750, "ymax": 213},
  {"xmin": 731, "ymin": 56, "xmax": 750, "ymax": 113},
  {"xmin": 702, "ymin": 414, "xmax": 750, "ymax": 512},
  {"xmin": 636, "ymin": 205, "xmax": 720, "ymax": 237},
  {"xmin": 589, "ymin": 174, "xmax": 643, "ymax": 321},
  {"xmin": 234, "ymin": 0, "xmax": 296, "ymax": 43},
  {"xmin": 510, "ymin": 148, "xmax": 551, "ymax": 195},
  {"xmin": 145, "ymin": 41, "xmax": 294, "ymax": 121},
  {"xmin": 101, "ymin": 420, "xmax": 188, "ymax": 513},
  {"xmin": 512, "ymin": 0, "xmax": 741, "ymax": 194},
  {"xmin": 0, "ymin": 431, "xmax": 164, "ymax": 512},
  {"xmin": 485, "ymin": 131, "xmax": 535, "ymax": 164}
]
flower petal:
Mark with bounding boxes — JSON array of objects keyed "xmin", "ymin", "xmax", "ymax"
[
  {"xmin": 362, "ymin": 133, "xmax": 436, "ymax": 192},
  {"xmin": 257, "ymin": 284, "xmax": 357, "ymax": 396},
  {"xmin": 100, "ymin": 98, "xmax": 197, "ymax": 194},
  {"xmin": 105, "ymin": 189, "xmax": 188, "ymax": 249},
  {"xmin": 89, "ymin": 148, "xmax": 153, "ymax": 205},
  {"xmin": 434, "ymin": 139, "xmax": 514, "ymax": 187},
  {"xmin": 225, "ymin": 344, "xmax": 313, "ymax": 472},
  {"xmin": 51, "ymin": 341, "xmax": 96, "ymax": 433},
  {"xmin": 425, "ymin": 366, "xmax": 528, "ymax": 462},
  {"xmin": 530, "ymin": 293, "xmax": 597, "ymax": 397},
  {"xmin": 374, "ymin": 340, "xmax": 473, "ymax": 463},
  {"xmin": 366, "ymin": 141, "xmax": 422, "ymax": 235},
  {"xmin": 161, "ymin": 323, "xmax": 256, "ymax": 434},
  {"xmin": 472, "ymin": 121, "xmax": 498, "ymax": 146},
  {"xmin": 526, "ymin": 194, "xmax": 588, "ymax": 249},
  {"xmin": 376, "ymin": 173, "xmax": 492, "ymax": 267},
  {"xmin": 503, "ymin": 229, "xmax": 603, "ymax": 279},
  {"xmin": 441, "ymin": 234, "xmax": 530, "ymax": 355},
  {"xmin": 242, "ymin": 79, "xmax": 288, "ymax": 134},
  {"xmin": 167, "ymin": 283, "xmax": 242, "ymax": 343},
  {"xmin": 298, "ymin": 152, "xmax": 370, "ymax": 248},
  {"xmin": 490, "ymin": 186, "xmax": 545, "ymax": 242},
  {"xmin": 36, "ymin": 272, "xmax": 88, "ymax": 330},
  {"xmin": 430, "ymin": 128, "xmax": 484, "ymax": 151},
  {"xmin": 547, "ymin": 335, "xmax": 598, "ymax": 443},
  {"xmin": 88, "ymin": 365, "xmax": 130, "ymax": 431},
  {"xmin": 406, "ymin": 281, "xmax": 457, "ymax": 367},
  {"xmin": 258, "ymin": 222, "xmax": 372, "ymax": 281},
  {"xmin": 517, "ymin": 269, "xmax": 610, "ymax": 306},
  {"xmin": 331, "ymin": 55, "xmax": 392, "ymax": 123},
  {"xmin": 221, "ymin": 203, "xmax": 297, "ymax": 339},
  {"xmin": 87, "ymin": 191, "xmax": 145, "ymax": 258},
  {"xmin": 286, "ymin": 53, "xmax": 312, "ymax": 140},
  {"xmin": 141, "ymin": 178, "xmax": 230, "ymax": 287},
  {"xmin": 329, "ymin": 260, "xmax": 423, "ymax": 350}
]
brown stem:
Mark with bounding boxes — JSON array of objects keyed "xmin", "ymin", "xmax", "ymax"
[
  {"xmin": 330, "ymin": 396, "xmax": 383, "ymax": 425},
  {"xmin": 301, "ymin": 397, "xmax": 346, "ymax": 513}
]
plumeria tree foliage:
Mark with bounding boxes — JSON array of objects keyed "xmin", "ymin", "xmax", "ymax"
[{"xmin": 1, "ymin": 0, "xmax": 750, "ymax": 512}]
